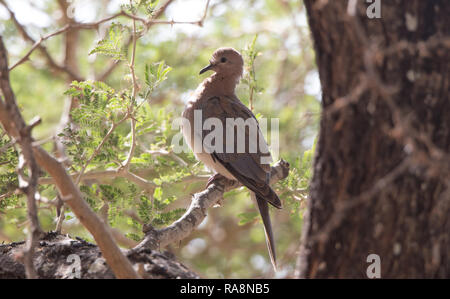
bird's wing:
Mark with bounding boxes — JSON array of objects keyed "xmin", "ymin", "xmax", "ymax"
[{"xmin": 199, "ymin": 95, "xmax": 281, "ymax": 208}]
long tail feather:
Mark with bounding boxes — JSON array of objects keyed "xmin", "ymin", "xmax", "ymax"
[{"xmin": 253, "ymin": 192, "xmax": 277, "ymax": 271}]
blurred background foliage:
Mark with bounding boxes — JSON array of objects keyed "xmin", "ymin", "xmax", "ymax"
[{"xmin": 0, "ymin": 0, "xmax": 320, "ymax": 278}]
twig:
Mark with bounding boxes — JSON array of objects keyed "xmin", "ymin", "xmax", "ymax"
[
  {"xmin": 98, "ymin": 199, "xmax": 139, "ymax": 248},
  {"xmin": 145, "ymin": 149, "xmax": 189, "ymax": 167},
  {"xmin": 75, "ymin": 115, "xmax": 128, "ymax": 185},
  {"xmin": 0, "ymin": 190, "xmax": 14, "ymax": 201},
  {"xmin": 38, "ymin": 169, "xmax": 134, "ymax": 184},
  {"xmin": 96, "ymin": 0, "xmax": 174, "ymax": 81},
  {"xmin": 55, "ymin": 205, "xmax": 65, "ymax": 233},
  {"xmin": 122, "ymin": 169, "xmax": 157, "ymax": 192},
  {"xmin": 0, "ymin": 140, "xmax": 12, "ymax": 155},
  {"xmin": 3, "ymin": 0, "xmax": 210, "ymax": 73},
  {"xmin": 0, "ymin": 0, "xmax": 81, "ymax": 80},
  {"xmin": 39, "ymin": 168, "xmax": 157, "ymax": 191},
  {"xmin": 39, "ymin": 167, "xmax": 212, "ymax": 192},
  {"xmin": 123, "ymin": 3, "xmax": 138, "ymax": 170}
]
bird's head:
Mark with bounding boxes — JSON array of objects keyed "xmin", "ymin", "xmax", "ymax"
[{"xmin": 199, "ymin": 47, "xmax": 244, "ymax": 78}]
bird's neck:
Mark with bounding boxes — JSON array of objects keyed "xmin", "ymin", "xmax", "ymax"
[{"xmin": 200, "ymin": 73, "xmax": 239, "ymax": 97}]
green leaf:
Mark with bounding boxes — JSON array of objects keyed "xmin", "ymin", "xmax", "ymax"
[
  {"xmin": 143, "ymin": 61, "xmax": 172, "ymax": 99},
  {"xmin": 237, "ymin": 212, "xmax": 259, "ymax": 226},
  {"xmin": 89, "ymin": 23, "xmax": 127, "ymax": 61},
  {"xmin": 153, "ymin": 187, "xmax": 163, "ymax": 201},
  {"xmin": 127, "ymin": 233, "xmax": 142, "ymax": 242}
]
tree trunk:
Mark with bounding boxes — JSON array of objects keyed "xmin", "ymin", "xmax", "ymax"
[{"xmin": 298, "ymin": 0, "xmax": 450, "ymax": 278}]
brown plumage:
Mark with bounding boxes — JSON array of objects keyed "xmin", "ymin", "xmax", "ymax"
[{"xmin": 182, "ymin": 47, "xmax": 282, "ymax": 270}]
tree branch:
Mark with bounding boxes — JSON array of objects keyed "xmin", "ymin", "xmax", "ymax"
[
  {"xmin": 123, "ymin": 2, "xmax": 138, "ymax": 170},
  {"xmin": 74, "ymin": 115, "xmax": 127, "ymax": 185},
  {"xmin": 57, "ymin": 0, "xmax": 80, "ymax": 79},
  {"xmin": 0, "ymin": 36, "xmax": 43, "ymax": 279},
  {"xmin": 96, "ymin": 0, "xmax": 174, "ymax": 81},
  {"xmin": 39, "ymin": 167, "xmax": 210, "ymax": 194},
  {"xmin": 3, "ymin": 0, "xmax": 209, "ymax": 76},
  {"xmin": 130, "ymin": 160, "xmax": 290, "ymax": 252},
  {"xmin": 0, "ymin": 0, "xmax": 83, "ymax": 80},
  {"xmin": 0, "ymin": 36, "xmax": 139, "ymax": 279}
]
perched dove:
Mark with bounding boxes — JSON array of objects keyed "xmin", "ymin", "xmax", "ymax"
[{"xmin": 182, "ymin": 47, "xmax": 282, "ymax": 270}]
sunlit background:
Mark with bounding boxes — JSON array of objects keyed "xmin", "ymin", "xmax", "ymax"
[{"xmin": 0, "ymin": 0, "xmax": 320, "ymax": 278}]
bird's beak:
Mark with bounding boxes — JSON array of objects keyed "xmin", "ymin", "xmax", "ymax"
[{"xmin": 199, "ymin": 63, "xmax": 214, "ymax": 75}]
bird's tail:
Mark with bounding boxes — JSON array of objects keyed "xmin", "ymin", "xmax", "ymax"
[
  {"xmin": 262, "ymin": 186, "xmax": 282, "ymax": 209},
  {"xmin": 253, "ymin": 192, "xmax": 277, "ymax": 271}
]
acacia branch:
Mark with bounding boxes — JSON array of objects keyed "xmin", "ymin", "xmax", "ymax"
[
  {"xmin": 74, "ymin": 116, "xmax": 126, "ymax": 185},
  {"xmin": 3, "ymin": 0, "xmax": 209, "ymax": 75},
  {"xmin": 38, "ymin": 167, "xmax": 209, "ymax": 193},
  {"xmin": 0, "ymin": 36, "xmax": 43, "ymax": 279},
  {"xmin": 130, "ymin": 160, "xmax": 290, "ymax": 252},
  {"xmin": 0, "ymin": 0, "xmax": 82, "ymax": 80},
  {"xmin": 71, "ymin": 112, "xmax": 157, "ymax": 192},
  {"xmin": 96, "ymin": 0, "xmax": 174, "ymax": 81},
  {"xmin": 123, "ymin": 3, "xmax": 138, "ymax": 170},
  {"xmin": 0, "ymin": 191, "xmax": 14, "ymax": 201},
  {"xmin": 0, "ymin": 37, "xmax": 139, "ymax": 279}
]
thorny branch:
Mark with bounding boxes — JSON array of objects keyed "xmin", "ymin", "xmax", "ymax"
[
  {"xmin": 123, "ymin": 2, "xmax": 138, "ymax": 170},
  {"xmin": 0, "ymin": 37, "xmax": 139, "ymax": 279},
  {"xmin": 38, "ymin": 167, "xmax": 209, "ymax": 191},
  {"xmin": 96, "ymin": 0, "xmax": 175, "ymax": 81},
  {"xmin": 1, "ymin": 0, "xmax": 210, "ymax": 75},
  {"xmin": 0, "ymin": 0, "xmax": 82, "ymax": 80},
  {"xmin": 75, "ymin": 115, "xmax": 128, "ymax": 185},
  {"xmin": 130, "ymin": 160, "xmax": 290, "ymax": 252}
]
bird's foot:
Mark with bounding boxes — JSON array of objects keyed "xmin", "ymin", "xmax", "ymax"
[
  {"xmin": 206, "ymin": 173, "xmax": 225, "ymax": 189},
  {"xmin": 213, "ymin": 196, "xmax": 224, "ymax": 207}
]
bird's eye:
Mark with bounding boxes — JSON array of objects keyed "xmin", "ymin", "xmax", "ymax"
[{"xmin": 220, "ymin": 57, "xmax": 227, "ymax": 63}]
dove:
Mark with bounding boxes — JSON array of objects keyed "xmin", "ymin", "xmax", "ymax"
[{"xmin": 182, "ymin": 47, "xmax": 282, "ymax": 270}]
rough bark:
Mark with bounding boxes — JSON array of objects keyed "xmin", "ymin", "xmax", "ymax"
[
  {"xmin": 0, "ymin": 232, "xmax": 198, "ymax": 279},
  {"xmin": 298, "ymin": 0, "xmax": 450, "ymax": 278}
]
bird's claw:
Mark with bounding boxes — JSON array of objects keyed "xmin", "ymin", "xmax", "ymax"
[
  {"xmin": 206, "ymin": 173, "xmax": 225, "ymax": 188},
  {"xmin": 213, "ymin": 196, "xmax": 224, "ymax": 207}
]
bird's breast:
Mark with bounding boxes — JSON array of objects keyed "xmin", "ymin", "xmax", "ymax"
[{"xmin": 181, "ymin": 98, "xmax": 235, "ymax": 180}]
